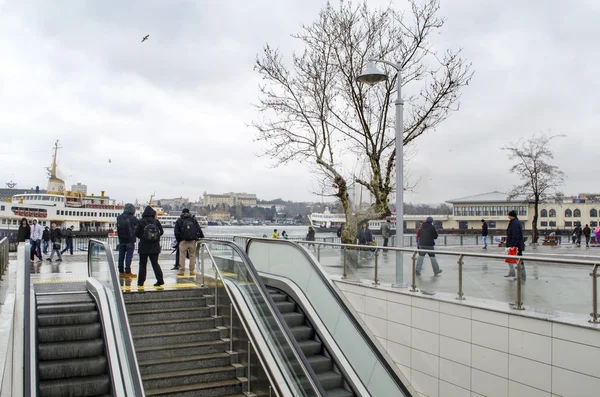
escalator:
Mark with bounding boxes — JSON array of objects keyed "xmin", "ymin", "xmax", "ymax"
[
  {"xmin": 266, "ymin": 288, "xmax": 354, "ymax": 397},
  {"xmin": 35, "ymin": 284, "xmax": 111, "ymax": 397}
]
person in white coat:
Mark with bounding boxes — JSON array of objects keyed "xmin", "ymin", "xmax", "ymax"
[{"xmin": 29, "ymin": 218, "xmax": 43, "ymax": 262}]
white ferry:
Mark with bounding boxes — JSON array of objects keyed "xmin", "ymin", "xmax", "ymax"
[
  {"xmin": 308, "ymin": 208, "xmax": 347, "ymax": 232},
  {"xmin": 0, "ymin": 141, "xmax": 137, "ymax": 240}
]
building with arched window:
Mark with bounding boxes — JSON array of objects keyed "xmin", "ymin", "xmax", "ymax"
[{"xmin": 540, "ymin": 209, "xmax": 548, "ymax": 217}]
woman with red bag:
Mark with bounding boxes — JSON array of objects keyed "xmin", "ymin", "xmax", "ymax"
[{"xmin": 505, "ymin": 210, "xmax": 526, "ymax": 280}]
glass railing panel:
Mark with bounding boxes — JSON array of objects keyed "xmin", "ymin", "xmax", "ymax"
[
  {"xmin": 201, "ymin": 240, "xmax": 321, "ymax": 397},
  {"xmin": 88, "ymin": 240, "xmax": 111, "ymax": 283},
  {"xmin": 246, "ymin": 239, "xmax": 409, "ymax": 396}
]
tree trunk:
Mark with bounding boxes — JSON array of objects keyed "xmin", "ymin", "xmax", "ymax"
[{"xmin": 532, "ymin": 200, "xmax": 539, "ymax": 247}]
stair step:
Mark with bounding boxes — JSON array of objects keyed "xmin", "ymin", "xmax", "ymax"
[
  {"xmin": 136, "ymin": 340, "xmax": 227, "ymax": 361},
  {"xmin": 273, "ymin": 301, "xmax": 296, "ymax": 313},
  {"xmin": 125, "ymin": 296, "xmax": 207, "ymax": 310},
  {"xmin": 37, "ymin": 302, "xmax": 97, "ymax": 315},
  {"xmin": 36, "ymin": 293, "xmax": 93, "ymax": 306},
  {"xmin": 317, "ymin": 371, "xmax": 344, "ymax": 390},
  {"xmin": 289, "ymin": 325, "xmax": 314, "ymax": 341},
  {"xmin": 38, "ymin": 339, "xmax": 105, "ymax": 360},
  {"xmin": 281, "ymin": 312, "xmax": 305, "ymax": 327},
  {"xmin": 145, "ymin": 378, "xmax": 242, "ymax": 397},
  {"xmin": 37, "ymin": 323, "xmax": 102, "ymax": 343},
  {"xmin": 38, "ymin": 374, "xmax": 110, "ymax": 397},
  {"xmin": 38, "ymin": 356, "xmax": 108, "ymax": 380},
  {"xmin": 298, "ymin": 340, "xmax": 323, "ymax": 357},
  {"xmin": 307, "ymin": 355, "xmax": 333, "ymax": 373},
  {"xmin": 129, "ymin": 316, "xmax": 221, "ymax": 333},
  {"xmin": 37, "ymin": 311, "xmax": 99, "ymax": 327},
  {"xmin": 132, "ymin": 328, "xmax": 226, "ymax": 347},
  {"xmin": 123, "ymin": 287, "xmax": 209, "ymax": 302},
  {"xmin": 138, "ymin": 352, "xmax": 237, "ymax": 375},
  {"xmin": 142, "ymin": 364, "xmax": 243, "ymax": 389},
  {"xmin": 268, "ymin": 293, "xmax": 288, "ymax": 303},
  {"xmin": 326, "ymin": 388, "xmax": 354, "ymax": 397},
  {"xmin": 127, "ymin": 306, "xmax": 213, "ymax": 322}
]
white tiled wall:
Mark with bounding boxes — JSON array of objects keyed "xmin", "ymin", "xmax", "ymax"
[{"xmin": 334, "ymin": 280, "xmax": 600, "ymax": 397}]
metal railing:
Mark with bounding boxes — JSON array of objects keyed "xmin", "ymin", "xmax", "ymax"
[
  {"xmin": 280, "ymin": 239, "xmax": 600, "ymax": 324},
  {"xmin": 0, "ymin": 237, "xmax": 8, "ymax": 281}
]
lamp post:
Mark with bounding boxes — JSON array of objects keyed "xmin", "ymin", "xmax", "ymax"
[{"xmin": 357, "ymin": 58, "xmax": 405, "ymax": 287}]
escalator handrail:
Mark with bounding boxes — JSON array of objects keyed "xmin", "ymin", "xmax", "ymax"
[
  {"xmin": 87, "ymin": 239, "xmax": 145, "ymax": 397},
  {"xmin": 198, "ymin": 239, "xmax": 327, "ymax": 397},
  {"xmin": 243, "ymin": 237, "xmax": 414, "ymax": 396}
]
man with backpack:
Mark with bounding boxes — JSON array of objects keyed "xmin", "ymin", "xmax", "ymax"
[
  {"xmin": 116, "ymin": 203, "xmax": 138, "ymax": 278},
  {"xmin": 174, "ymin": 208, "xmax": 203, "ymax": 277},
  {"xmin": 135, "ymin": 206, "xmax": 164, "ymax": 287}
]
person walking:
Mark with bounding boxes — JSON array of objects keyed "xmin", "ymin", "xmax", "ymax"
[
  {"xmin": 574, "ymin": 223, "xmax": 583, "ymax": 247},
  {"xmin": 42, "ymin": 226, "xmax": 50, "ymax": 254},
  {"xmin": 555, "ymin": 228, "xmax": 561, "ymax": 245},
  {"xmin": 60, "ymin": 226, "xmax": 74, "ymax": 255},
  {"xmin": 595, "ymin": 225, "xmax": 600, "ymax": 246},
  {"xmin": 481, "ymin": 219, "xmax": 489, "ymax": 249},
  {"xmin": 583, "ymin": 224, "xmax": 591, "ymax": 247},
  {"xmin": 17, "ymin": 218, "xmax": 30, "ymax": 244},
  {"xmin": 47, "ymin": 223, "xmax": 63, "ymax": 262},
  {"xmin": 281, "ymin": 231, "xmax": 289, "ymax": 240},
  {"xmin": 174, "ymin": 208, "xmax": 202, "ymax": 277},
  {"xmin": 272, "ymin": 229, "xmax": 279, "ymax": 239},
  {"xmin": 29, "ymin": 218, "xmax": 43, "ymax": 262},
  {"xmin": 116, "ymin": 203, "xmax": 138, "ymax": 278},
  {"xmin": 505, "ymin": 210, "xmax": 526, "ymax": 280},
  {"xmin": 415, "ymin": 217, "xmax": 442, "ymax": 276},
  {"xmin": 135, "ymin": 206, "xmax": 164, "ymax": 287},
  {"xmin": 380, "ymin": 219, "xmax": 391, "ymax": 252},
  {"xmin": 306, "ymin": 226, "xmax": 316, "ymax": 250},
  {"xmin": 357, "ymin": 223, "xmax": 373, "ymax": 259}
]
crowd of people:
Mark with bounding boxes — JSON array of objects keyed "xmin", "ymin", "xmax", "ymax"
[{"xmin": 17, "ymin": 217, "xmax": 74, "ymax": 263}]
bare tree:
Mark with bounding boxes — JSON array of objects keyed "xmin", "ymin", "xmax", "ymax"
[
  {"xmin": 503, "ymin": 134, "xmax": 565, "ymax": 245},
  {"xmin": 253, "ymin": 0, "xmax": 473, "ymax": 242}
]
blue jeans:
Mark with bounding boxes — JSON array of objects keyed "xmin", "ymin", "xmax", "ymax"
[
  {"xmin": 43, "ymin": 240, "xmax": 49, "ymax": 254},
  {"xmin": 483, "ymin": 236, "xmax": 487, "ymax": 247},
  {"xmin": 416, "ymin": 246, "xmax": 441, "ymax": 274},
  {"xmin": 118, "ymin": 242, "xmax": 135, "ymax": 273}
]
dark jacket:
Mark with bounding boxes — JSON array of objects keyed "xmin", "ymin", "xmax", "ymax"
[
  {"xmin": 42, "ymin": 228, "xmax": 50, "ymax": 242},
  {"xmin": 381, "ymin": 222, "xmax": 392, "ymax": 239},
  {"xmin": 174, "ymin": 213, "xmax": 202, "ymax": 242},
  {"xmin": 117, "ymin": 203, "xmax": 138, "ymax": 244},
  {"xmin": 482, "ymin": 222, "xmax": 488, "ymax": 237},
  {"xmin": 17, "ymin": 218, "xmax": 30, "ymax": 242},
  {"xmin": 336, "ymin": 226, "xmax": 343, "ymax": 238},
  {"xmin": 418, "ymin": 221, "xmax": 438, "ymax": 247},
  {"xmin": 583, "ymin": 225, "xmax": 591, "ymax": 237},
  {"xmin": 50, "ymin": 228, "xmax": 62, "ymax": 243},
  {"xmin": 357, "ymin": 227, "xmax": 373, "ymax": 245},
  {"xmin": 306, "ymin": 228, "xmax": 316, "ymax": 241},
  {"xmin": 574, "ymin": 225, "xmax": 582, "ymax": 237},
  {"xmin": 506, "ymin": 217, "xmax": 525, "ymax": 253},
  {"xmin": 135, "ymin": 206, "xmax": 163, "ymax": 255},
  {"xmin": 64, "ymin": 228, "xmax": 73, "ymax": 241}
]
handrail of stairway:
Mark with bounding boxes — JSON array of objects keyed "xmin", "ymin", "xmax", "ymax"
[
  {"xmin": 87, "ymin": 239, "xmax": 145, "ymax": 396},
  {"xmin": 242, "ymin": 237, "xmax": 415, "ymax": 397},
  {"xmin": 0, "ymin": 237, "xmax": 8, "ymax": 280},
  {"xmin": 197, "ymin": 238, "xmax": 327, "ymax": 397}
]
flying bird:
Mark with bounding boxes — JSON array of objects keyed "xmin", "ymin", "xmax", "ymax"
[
  {"xmin": 141, "ymin": 34, "xmax": 149, "ymax": 43},
  {"xmin": 108, "ymin": 159, "xmax": 111, "ymax": 163}
]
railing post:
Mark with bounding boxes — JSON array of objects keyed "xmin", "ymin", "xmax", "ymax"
[
  {"xmin": 317, "ymin": 244, "xmax": 321, "ymax": 262},
  {"xmin": 444, "ymin": 235, "xmax": 447, "ymax": 246},
  {"xmin": 409, "ymin": 236, "xmax": 413, "ymax": 247},
  {"xmin": 410, "ymin": 251, "xmax": 418, "ymax": 292},
  {"xmin": 460, "ymin": 235, "xmax": 463, "ymax": 246},
  {"xmin": 200, "ymin": 244, "xmax": 205, "ymax": 286},
  {"xmin": 214, "ymin": 269, "xmax": 219, "ymax": 317},
  {"xmin": 590, "ymin": 264, "xmax": 599, "ymax": 323},
  {"xmin": 228, "ymin": 303, "xmax": 234, "ymax": 353},
  {"xmin": 247, "ymin": 341, "xmax": 252, "ymax": 394},
  {"xmin": 476, "ymin": 236, "xmax": 479, "ymax": 246},
  {"xmin": 342, "ymin": 248, "xmax": 347, "ymax": 279},
  {"xmin": 514, "ymin": 259, "xmax": 525, "ymax": 310},
  {"xmin": 373, "ymin": 249, "xmax": 379, "ymax": 286},
  {"xmin": 456, "ymin": 254, "xmax": 465, "ymax": 300}
]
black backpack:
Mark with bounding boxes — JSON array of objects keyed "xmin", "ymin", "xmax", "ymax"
[
  {"xmin": 142, "ymin": 221, "xmax": 161, "ymax": 242},
  {"xmin": 181, "ymin": 218, "xmax": 200, "ymax": 241},
  {"xmin": 117, "ymin": 216, "xmax": 135, "ymax": 240}
]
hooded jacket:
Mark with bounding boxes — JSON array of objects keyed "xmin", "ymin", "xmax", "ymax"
[
  {"xmin": 42, "ymin": 227, "xmax": 50, "ymax": 242},
  {"xmin": 418, "ymin": 221, "xmax": 438, "ymax": 247},
  {"xmin": 30, "ymin": 219, "xmax": 43, "ymax": 241},
  {"xmin": 506, "ymin": 216, "xmax": 525, "ymax": 253},
  {"xmin": 17, "ymin": 218, "xmax": 30, "ymax": 242},
  {"xmin": 135, "ymin": 206, "xmax": 163, "ymax": 254},
  {"xmin": 174, "ymin": 213, "xmax": 202, "ymax": 242},
  {"xmin": 117, "ymin": 203, "xmax": 138, "ymax": 244}
]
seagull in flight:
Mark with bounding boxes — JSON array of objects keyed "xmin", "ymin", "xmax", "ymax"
[
  {"xmin": 108, "ymin": 159, "xmax": 111, "ymax": 163},
  {"xmin": 141, "ymin": 34, "xmax": 150, "ymax": 43}
]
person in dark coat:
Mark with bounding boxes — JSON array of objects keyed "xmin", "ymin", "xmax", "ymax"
[
  {"xmin": 357, "ymin": 223, "xmax": 373, "ymax": 259},
  {"xmin": 48, "ymin": 223, "xmax": 63, "ymax": 262},
  {"xmin": 416, "ymin": 217, "xmax": 442, "ymax": 276},
  {"xmin": 583, "ymin": 224, "xmax": 591, "ymax": 248},
  {"xmin": 306, "ymin": 226, "xmax": 316, "ymax": 251},
  {"xmin": 60, "ymin": 226, "xmax": 74, "ymax": 255},
  {"xmin": 573, "ymin": 223, "xmax": 582, "ymax": 246},
  {"xmin": 481, "ymin": 219, "xmax": 489, "ymax": 249},
  {"xmin": 505, "ymin": 210, "xmax": 526, "ymax": 280},
  {"xmin": 135, "ymin": 206, "xmax": 164, "ymax": 287},
  {"xmin": 16, "ymin": 218, "xmax": 30, "ymax": 243},
  {"xmin": 42, "ymin": 226, "xmax": 50, "ymax": 254},
  {"xmin": 116, "ymin": 203, "xmax": 138, "ymax": 277}
]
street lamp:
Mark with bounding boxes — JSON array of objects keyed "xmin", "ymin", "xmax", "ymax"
[{"xmin": 357, "ymin": 58, "xmax": 405, "ymax": 287}]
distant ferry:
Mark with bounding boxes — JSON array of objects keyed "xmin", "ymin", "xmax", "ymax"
[
  {"xmin": 158, "ymin": 214, "xmax": 208, "ymax": 228},
  {"xmin": 308, "ymin": 208, "xmax": 399, "ymax": 235}
]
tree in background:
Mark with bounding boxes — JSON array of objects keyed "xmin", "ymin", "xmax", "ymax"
[
  {"xmin": 253, "ymin": 0, "xmax": 472, "ymax": 243},
  {"xmin": 503, "ymin": 134, "xmax": 565, "ymax": 245}
]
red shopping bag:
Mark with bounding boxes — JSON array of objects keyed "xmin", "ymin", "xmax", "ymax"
[{"xmin": 505, "ymin": 246, "xmax": 518, "ymax": 263}]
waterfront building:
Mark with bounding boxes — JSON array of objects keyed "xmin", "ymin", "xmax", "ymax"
[
  {"xmin": 203, "ymin": 191, "xmax": 257, "ymax": 207},
  {"xmin": 71, "ymin": 183, "xmax": 87, "ymax": 195}
]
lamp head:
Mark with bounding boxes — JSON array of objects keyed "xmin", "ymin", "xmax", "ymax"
[{"xmin": 356, "ymin": 62, "xmax": 387, "ymax": 84}]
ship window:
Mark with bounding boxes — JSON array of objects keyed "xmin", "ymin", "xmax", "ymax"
[
  {"xmin": 1, "ymin": 219, "xmax": 5, "ymax": 224},
  {"xmin": 0, "ymin": 205, "xmax": 3, "ymax": 211},
  {"xmin": 574, "ymin": 209, "xmax": 581, "ymax": 217}
]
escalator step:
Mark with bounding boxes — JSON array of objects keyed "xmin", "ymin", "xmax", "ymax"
[
  {"xmin": 307, "ymin": 355, "xmax": 333, "ymax": 373},
  {"xmin": 267, "ymin": 293, "xmax": 288, "ymax": 303},
  {"xmin": 37, "ymin": 323, "xmax": 102, "ymax": 343},
  {"xmin": 37, "ymin": 310, "xmax": 99, "ymax": 327},
  {"xmin": 273, "ymin": 301, "xmax": 296, "ymax": 313},
  {"xmin": 316, "ymin": 371, "xmax": 344, "ymax": 390},
  {"xmin": 144, "ymin": 378, "xmax": 242, "ymax": 396},
  {"xmin": 38, "ymin": 339, "xmax": 105, "ymax": 360},
  {"xmin": 326, "ymin": 388, "xmax": 355, "ymax": 397},
  {"xmin": 289, "ymin": 326, "xmax": 314, "ymax": 341},
  {"xmin": 38, "ymin": 374, "xmax": 110, "ymax": 397},
  {"xmin": 281, "ymin": 312, "xmax": 305, "ymax": 327},
  {"xmin": 298, "ymin": 340, "xmax": 323, "ymax": 356},
  {"xmin": 37, "ymin": 302, "xmax": 97, "ymax": 315},
  {"xmin": 36, "ymin": 293, "xmax": 93, "ymax": 306},
  {"xmin": 38, "ymin": 356, "xmax": 108, "ymax": 380}
]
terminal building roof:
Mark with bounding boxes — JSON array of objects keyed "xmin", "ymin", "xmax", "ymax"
[{"xmin": 446, "ymin": 191, "xmax": 528, "ymax": 204}]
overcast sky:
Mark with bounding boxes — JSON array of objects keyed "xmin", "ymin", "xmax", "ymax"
[{"xmin": 0, "ymin": 0, "xmax": 597, "ymax": 205}]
